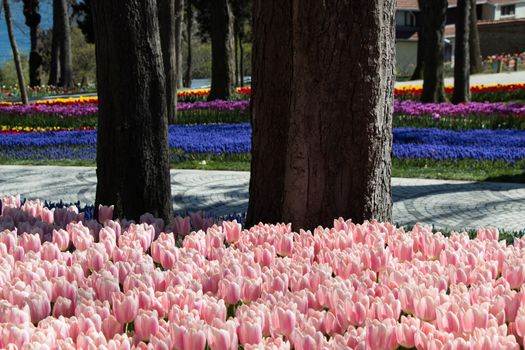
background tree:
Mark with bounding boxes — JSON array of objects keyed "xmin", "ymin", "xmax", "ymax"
[
  {"xmin": 48, "ymin": 0, "xmax": 60, "ymax": 85},
  {"xmin": 247, "ymin": 0, "xmax": 395, "ymax": 229},
  {"xmin": 92, "ymin": 0, "xmax": 172, "ymax": 222},
  {"xmin": 72, "ymin": 0, "xmax": 95, "ymax": 43},
  {"xmin": 420, "ymin": 0, "xmax": 448, "ymax": 103},
  {"xmin": 58, "ymin": 0, "xmax": 73, "ymax": 88},
  {"xmin": 183, "ymin": 0, "xmax": 193, "ymax": 88},
  {"xmin": 231, "ymin": 0, "xmax": 251, "ymax": 87},
  {"xmin": 175, "ymin": 0, "xmax": 184, "ymax": 89},
  {"xmin": 452, "ymin": 0, "xmax": 470, "ymax": 103},
  {"xmin": 411, "ymin": 0, "xmax": 424, "ymax": 80},
  {"xmin": 4, "ymin": 0, "xmax": 28, "ymax": 104},
  {"xmin": 208, "ymin": 0, "xmax": 235, "ymax": 100},
  {"xmin": 469, "ymin": 0, "xmax": 482, "ymax": 74},
  {"xmin": 158, "ymin": 0, "xmax": 179, "ymax": 124},
  {"xmin": 22, "ymin": 0, "xmax": 43, "ymax": 86}
]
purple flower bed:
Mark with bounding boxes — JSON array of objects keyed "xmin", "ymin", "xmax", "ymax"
[{"xmin": 394, "ymin": 100, "xmax": 525, "ymax": 117}]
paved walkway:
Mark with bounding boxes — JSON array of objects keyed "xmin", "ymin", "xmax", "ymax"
[{"xmin": 1, "ymin": 166, "xmax": 524, "ymax": 231}]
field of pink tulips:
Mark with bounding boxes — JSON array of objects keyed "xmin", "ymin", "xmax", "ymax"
[{"xmin": 2, "ymin": 194, "xmax": 525, "ymax": 349}]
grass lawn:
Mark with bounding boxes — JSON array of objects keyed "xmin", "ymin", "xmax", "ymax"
[{"xmin": 1, "ymin": 157, "xmax": 524, "ymax": 183}]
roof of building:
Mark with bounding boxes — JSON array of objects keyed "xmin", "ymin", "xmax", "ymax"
[{"xmin": 396, "ymin": 0, "xmax": 523, "ymax": 10}]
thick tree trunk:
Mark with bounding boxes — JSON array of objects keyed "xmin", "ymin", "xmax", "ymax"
[
  {"xmin": 58, "ymin": 0, "xmax": 73, "ymax": 88},
  {"xmin": 92, "ymin": 0, "xmax": 172, "ymax": 222},
  {"xmin": 48, "ymin": 0, "xmax": 60, "ymax": 86},
  {"xmin": 209, "ymin": 0, "xmax": 235, "ymax": 101},
  {"xmin": 4, "ymin": 0, "xmax": 29, "ymax": 104},
  {"xmin": 183, "ymin": 0, "xmax": 193, "ymax": 88},
  {"xmin": 247, "ymin": 0, "xmax": 395, "ymax": 229},
  {"xmin": 452, "ymin": 0, "xmax": 470, "ymax": 103},
  {"xmin": 421, "ymin": 0, "xmax": 448, "ymax": 103},
  {"xmin": 158, "ymin": 0, "xmax": 178, "ymax": 124},
  {"xmin": 23, "ymin": 0, "xmax": 42, "ymax": 87},
  {"xmin": 175, "ymin": 0, "xmax": 184, "ymax": 89},
  {"xmin": 469, "ymin": 0, "xmax": 482, "ymax": 74}
]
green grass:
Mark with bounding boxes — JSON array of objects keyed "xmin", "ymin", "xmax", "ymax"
[{"xmin": 2, "ymin": 157, "xmax": 524, "ymax": 183}]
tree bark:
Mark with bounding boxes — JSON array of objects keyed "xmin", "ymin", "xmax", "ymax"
[
  {"xmin": 452, "ymin": 0, "xmax": 470, "ymax": 103},
  {"xmin": 92, "ymin": 0, "xmax": 172, "ymax": 222},
  {"xmin": 175, "ymin": 0, "xmax": 184, "ymax": 89},
  {"xmin": 48, "ymin": 0, "xmax": 60, "ymax": 86},
  {"xmin": 234, "ymin": 30, "xmax": 239, "ymax": 87},
  {"xmin": 411, "ymin": 6, "xmax": 424, "ymax": 80},
  {"xmin": 247, "ymin": 0, "xmax": 395, "ymax": 230},
  {"xmin": 209, "ymin": 0, "xmax": 235, "ymax": 101},
  {"xmin": 23, "ymin": 0, "xmax": 42, "ymax": 87},
  {"xmin": 421, "ymin": 0, "xmax": 448, "ymax": 103},
  {"xmin": 183, "ymin": 0, "xmax": 193, "ymax": 88},
  {"xmin": 158, "ymin": 0, "xmax": 178, "ymax": 124},
  {"xmin": 58, "ymin": 0, "xmax": 73, "ymax": 88},
  {"xmin": 4, "ymin": 0, "xmax": 29, "ymax": 104},
  {"xmin": 239, "ymin": 33, "xmax": 244, "ymax": 87},
  {"xmin": 469, "ymin": 0, "xmax": 482, "ymax": 74}
]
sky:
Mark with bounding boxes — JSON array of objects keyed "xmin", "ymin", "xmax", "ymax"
[{"xmin": 0, "ymin": 0, "xmax": 53, "ymax": 64}]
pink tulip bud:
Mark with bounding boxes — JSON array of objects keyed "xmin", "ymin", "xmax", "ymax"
[
  {"xmin": 52, "ymin": 296, "xmax": 75, "ymax": 318},
  {"xmin": 98, "ymin": 204, "xmax": 114, "ymax": 224},
  {"xmin": 135, "ymin": 310, "xmax": 160, "ymax": 341},
  {"xmin": 52, "ymin": 229, "xmax": 70, "ymax": 251},
  {"xmin": 174, "ymin": 216, "xmax": 191, "ymax": 238},
  {"xmin": 219, "ymin": 278, "xmax": 241, "ymax": 305},
  {"xmin": 223, "ymin": 220, "xmax": 242, "ymax": 244},
  {"xmin": 207, "ymin": 327, "xmax": 231, "ymax": 350},
  {"xmin": 238, "ymin": 319, "xmax": 263, "ymax": 345},
  {"xmin": 112, "ymin": 291, "xmax": 139, "ymax": 324}
]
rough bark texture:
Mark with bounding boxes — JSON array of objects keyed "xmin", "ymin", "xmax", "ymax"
[
  {"xmin": 247, "ymin": 0, "xmax": 395, "ymax": 230},
  {"xmin": 23, "ymin": 0, "xmax": 42, "ymax": 87},
  {"xmin": 4, "ymin": 0, "xmax": 29, "ymax": 104},
  {"xmin": 158, "ymin": 0, "xmax": 178, "ymax": 124},
  {"xmin": 209, "ymin": 0, "xmax": 235, "ymax": 101},
  {"xmin": 48, "ymin": 0, "xmax": 60, "ymax": 86},
  {"xmin": 421, "ymin": 0, "xmax": 448, "ymax": 103},
  {"xmin": 183, "ymin": 0, "xmax": 193, "ymax": 88},
  {"xmin": 452, "ymin": 0, "xmax": 470, "ymax": 103},
  {"xmin": 469, "ymin": 0, "xmax": 482, "ymax": 74},
  {"xmin": 92, "ymin": 0, "xmax": 172, "ymax": 222},
  {"xmin": 58, "ymin": 0, "xmax": 73, "ymax": 88}
]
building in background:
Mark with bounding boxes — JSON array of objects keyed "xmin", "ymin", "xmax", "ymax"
[{"xmin": 396, "ymin": 0, "xmax": 525, "ymax": 76}]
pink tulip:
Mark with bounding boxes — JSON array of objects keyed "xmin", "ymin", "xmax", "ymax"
[
  {"xmin": 174, "ymin": 216, "xmax": 191, "ymax": 238},
  {"xmin": 241, "ymin": 278, "xmax": 262, "ymax": 303},
  {"xmin": 223, "ymin": 220, "xmax": 242, "ymax": 244},
  {"xmin": 396, "ymin": 316, "xmax": 420, "ymax": 348},
  {"xmin": 207, "ymin": 327, "xmax": 231, "ymax": 350},
  {"xmin": 238, "ymin": 319, "xmax": 263, "ymax": 345},
  {"xmin": 415, "ymin": 296, "xmax": 437, "ymax": 322},
  {"xmin": 365, "ymin": 320, "xmax": 398, "ymax": 350},
  {"xmin": 52, "ymin": 296, "xmax": 75, "ymax": 318},
  {"xmin": 27, "ymin": 292, "xmax": 51, "ymax": 323},
  {"xmin": 19, "ymin": 233, "xmax": 41, "ymax": 252},
  {"xmin": 52, "ymin": 229, "xmax": 70, "ymax": 251},
  {"xmin": 41, "ymin": 207, "xmax": 55, "ymax": 224},
  {"xmin": 219, "ymin": 278, "xmax": 241, "ymax": 305},
  {"xmin": 112, "ymin": 291, "xmax": 139, "ymax": 324},
  {"xmin": 270, "ymin": 307, "xmax": 296, "ymax": 338},
  {"xmin": 135, "ymin": 310, "xmax": 160, "ymax": 341},
  {"xmin": 98, "ymin": 204, "xmax": 114, "ymax": 224}
]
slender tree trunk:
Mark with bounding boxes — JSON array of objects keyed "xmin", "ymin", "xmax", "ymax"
[
  {"xmin": 183, "ymin": 0, "xmax": 193, "ymax": 88},
  {"xmin": 452, "ymin": 0, "xmax": 470, "ymax": 103},
  {"xmin": 4, "ymin": 0, "xmax": 29, "ymax": 104},
  {"xmin": 239, "ymin": 34, "xmax": 244, "ymax": 87},
  {"xmin": 48, "ymin": 0, "xmax": 60, "ymax": 86},
  {"xmin": 58, "ymin": 0, "xmax": 73, "ymax": 88},
  {"xmin": 23, "ymin": 0, "xmax": 42, "ymax": 87},
  {"xmin": 469, "ymin": 0, "xmax": 482, "ymax": 74},
  {"xmin": 209, "ymin": 0, "xmax": 235, "ymax": 101},
  {"xmin": 158, "ymin": 0, "xmax": 178, "ymax": 124},
  {"xmin": 92, "ymin": 0, "xmax": 172, "ymax": 222},
  {"xmin": 175, "ymin": 0, "xmax": 184, "ymax": 89},
  {"xmin": 234, "ymin": 30, "xmax": 239, "ymax": 87},
  {"xmin": 421, "ymin": 0, "xmax": 448, "ymax": 103},
  {"xmin": 247, "ymin": 0, "xmax": 395, "ymax": 229}
]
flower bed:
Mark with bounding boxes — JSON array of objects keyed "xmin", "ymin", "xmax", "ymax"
[
  {"xmin": 2, "ymin": 124, "xmax": 525, "ymax": 164},
  {"xmin": 1, "ymin": 195, "xmax": 525, "ymax": 349},
  {"xmin": 395, "ymin": 83, "xmax": 525, "ymax": 102}
]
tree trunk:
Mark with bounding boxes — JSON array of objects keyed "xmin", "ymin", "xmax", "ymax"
[
  {"xmin": 58, "ymin": 0, "xmax": 73, "ymax": 88},
  {"xmin": 452, "ymin": 0, "xmax": 470, "ymax": 103},
  {"xmin": 92, "ymin": 0, "xmax": 172, "ymax": 222},
  {"xmin": 247, "ymin": 0, "xmax": 395, "ymax": 230},
  {"xmin": 183, "ymin": 0, "xmax": 193, "ymax": 88},
  {"xmin": 48, "ymin": 0, "xmax": 60, "ymax": 86},
  {"xmin": 4, "ymin": 0, "xmax": 29, "ymax": 104},
  {"xmin": 411, "ymin": 9, "xmax": 424, "ymax": 80},
  {"xmin": 469, "ymin": 0, "xmax": 482, "ymax": 74},
  {"xmin": 175, "ymin": 0, "xmax": 184, "ymax": 89},
  {"xmin": 239, "ymin": 34, "xmax": 244, "ymax": 87},
  {"xmin": 23, "ymin": 0, "xmax": 42, "ymax": 87},
  {"xmin": 158, "ymin": 0, "xmax": 178, "ymax": 124},
  {"xmin": 209, "ymin": 0, "xmax": 235, "ymax": 101},
  {"xmin": 421, "ymin": 0, "xmax": 448, "ymax": 103},
  {"xmin": 234, "ymin": 30, "xmax": 239, "ymax": 86}
]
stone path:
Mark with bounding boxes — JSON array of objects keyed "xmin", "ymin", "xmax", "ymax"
[
  {"xmin": 395, "ymin": 70, "xmax": 525, "ymax": 87},
  {"xmin": 1, "ymin": 165, "xmax": 524, "ymax": 231}
]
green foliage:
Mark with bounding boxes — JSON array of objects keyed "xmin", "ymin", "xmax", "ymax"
[{"xmin": 0, "ymin": 54, "xmax": 30, "ymax": 87}]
